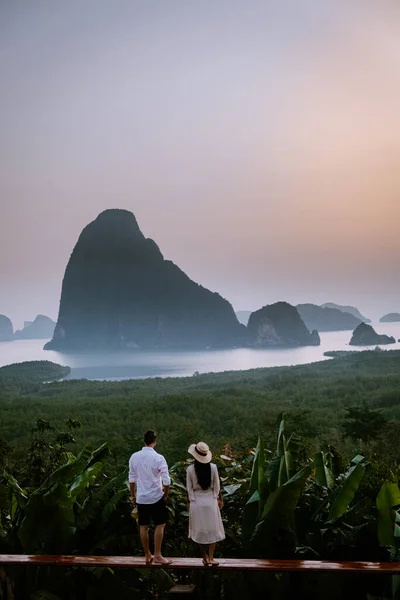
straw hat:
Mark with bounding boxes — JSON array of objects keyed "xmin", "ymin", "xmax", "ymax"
[{"xmin": 188, "ymin": 441, "xmax": 212, "ymax": 464}]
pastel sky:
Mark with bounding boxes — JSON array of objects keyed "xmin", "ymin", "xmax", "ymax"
[{"xmin": 1, "ymin": 0, "xmax": 399, "ymax": 328}]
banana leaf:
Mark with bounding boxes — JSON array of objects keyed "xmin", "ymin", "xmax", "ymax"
[
  {"xmin": 86, "ymin": 442, "xmax": 111, "ymax": 468},
  {"xmin": 0, "ymin": 484, "xmax": 8, "ymax": 509},
  {"xmin": 101, "ymin": 488, "xmax": 128, "ymax": 524},
  {"xmin": 276, "ymin": 412, "xmax": 286, "ymax": 456},
  {"xmin": 392, "ymin": 575, "xmax": 400, "ymax": 600},
  {"xmin": 2, "ymin": 471, "xmax": 27, "ymax": 511},
  {"xmin": 314, "ymin": 451, "xmax": 334, "ymax": 489},
  {"xmin": 266, "ymin": 455, "xmax": 281, "ymax": 492},
  {"xmin": 242, "ymin": 490, "xmax": 261, "ymax": 544},
  {"xmin": 262, "ymin": 465, "xmax": 312, "ymax": 523},
  {"xmin": 38, "ymin": 455, "xmax": 90, "ymax": 492},
  {"xmin": 76, "ymin": 471, "xmax": 128, "ymax": 530},
  {"xmin": 342, "ymin": 496, "xmax": 372, "ymax": 525},
  {"xmin": 18, "ymin": 481, "xmax": 76, "ymax": 553},
  {"xmin": 249, "ymin": 436, "xmax": 265, "ymax": 493},
  {"xmin": 38, "ymin": 443, "xmax": 111, "ymax": 493},
  {"xmin": 249, "ymin": 436, "xmax": 269, "ymax": 514},
  {"xmin": 223, "ymin": 484, "xmax": 241, "ymax": 496},
  {"xmin": 69, "ymin": 462, "xmax": 104, "ymax": 501},
  {"xmin": 376, "ymin": 482, "xmax": 400, "ymax": 547},
  {"xmin": 251, "ymin": 465, "xmax": 311, "ymax": 553},
  {"xmin": 327, "ymin": 462, "xmax": 365, "ymax": 521},
  {"xmin": 269, "ymin": 434, "xmax": 297, "ymax": 490}
]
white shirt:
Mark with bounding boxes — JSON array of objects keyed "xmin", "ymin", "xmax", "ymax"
[{"xmin": 128, "ymin": 446, "xmax": 171, "ymax": 504}]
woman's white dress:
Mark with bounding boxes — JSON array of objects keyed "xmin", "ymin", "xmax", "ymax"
[{"xmin": 186, "ymin": 463, "xmax": 225, "ymax": 545}]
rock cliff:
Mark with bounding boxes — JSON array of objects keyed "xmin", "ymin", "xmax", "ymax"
[
  {"xmin": 349, "ymin": 323, "xmax": 395, "ymax": 346},
  {"xmin": 0, "ymin": 315, "xmax": 13, "ymax": 341},
  {"xmin": 14, "ymin": 315, "xmax": 56, "ymax": 339},
  {"xmin": 247, "ymin": 302, "xmax": 320, "ymax": 347},
  {"xmin": 297, "ymin": 303, "xmax": 361, "ymax": 331},
  {"xmin": 45, "ymin": 209, "xmax": 245, "ymax": 350}
]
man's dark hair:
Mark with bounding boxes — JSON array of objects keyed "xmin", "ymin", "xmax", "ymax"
[{"xmin": 144, "ymin": 430, "xmax": 157, "ymax": 445}]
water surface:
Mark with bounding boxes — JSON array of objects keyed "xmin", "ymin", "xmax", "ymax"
[{"xmin": 1, "ymin": 323, "xmax": 399, "ymax": 380}]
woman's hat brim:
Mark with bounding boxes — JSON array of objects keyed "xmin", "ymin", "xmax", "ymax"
[{"xmin": 188, "ymin": 443, "xmax": 212, "ymax": 464}]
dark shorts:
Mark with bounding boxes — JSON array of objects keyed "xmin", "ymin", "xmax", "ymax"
[{"xmin": 137, "ymin": 496, "xmax": 168, "ymax": 527}]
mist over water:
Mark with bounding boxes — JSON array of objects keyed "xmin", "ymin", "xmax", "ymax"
[{"xmin": 1, "ymin": 323, "xmax": 399, "ymax": 380}]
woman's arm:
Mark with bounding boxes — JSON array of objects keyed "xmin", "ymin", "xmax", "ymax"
[
  {"xmin": 186, "ymin": 466, "xmax": 195, "ymax": 503},
  {"xmin": 213, "ymin": 464, "xmax": 224, "ymax": 508}
]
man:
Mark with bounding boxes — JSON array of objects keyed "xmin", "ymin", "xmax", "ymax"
[{"xmin": 129, "ymin": 430, "xmax": 172, "ymax": 565}]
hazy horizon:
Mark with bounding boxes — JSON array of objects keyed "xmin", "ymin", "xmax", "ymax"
[{"xmin": 1, "ymin": 0, "xmax": 400, "ymax": 330}]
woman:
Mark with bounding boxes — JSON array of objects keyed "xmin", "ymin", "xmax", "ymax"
[{"xmin": 186, "ymin": 441, "xmax": 225, "ymax": 566}]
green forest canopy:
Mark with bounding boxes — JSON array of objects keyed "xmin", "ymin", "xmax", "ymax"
[{"xmin": 1, "ymin": 350, "xmax": 400, "ymax": 466}]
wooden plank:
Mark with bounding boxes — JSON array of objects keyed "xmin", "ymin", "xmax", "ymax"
[
  {"xmin": 1, "ymin": 555, "xmax": 400, "ymax": 573},
  {"xmin": 169, "ymin": 584, "xmax": 196, "ymax": 594}
]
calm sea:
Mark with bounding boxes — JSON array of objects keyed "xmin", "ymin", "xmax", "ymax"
[{"xmin": 0, "ymin": 323, "xmax": 399, "ymax": 381}]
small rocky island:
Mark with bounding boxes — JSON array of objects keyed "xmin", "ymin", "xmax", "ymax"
[
  {"xmin": 379, "ymin": 313, "xmax": 400, "ymax": 323},
  {"xmin": 349, "ymin": 323, "xmax": 395, "ymax": 346},
  {"xmin": 247, "ymin": 302, "xmax": 320, "ymax": 347},
  {"xmin": 0, "ymin": 315, "xmax": 13, "ymax": 341}
]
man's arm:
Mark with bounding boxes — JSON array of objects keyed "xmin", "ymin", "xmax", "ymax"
[
  {"xmin": 128, "ymin": 456, "xmax": 137, "ymax": 504},
  {"xmin": 129, "ymin": 482, "xmax": 136, "ymax": 504},
  {"xmin": 159, "ymin": 455, "xmax": 171, "ymax": 501},
  {"xmin": 163, "ymin": 484, "xmax": 170, "ymax": 501}
]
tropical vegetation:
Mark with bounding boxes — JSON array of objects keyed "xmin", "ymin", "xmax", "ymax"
[{"xmin": 1, "ymin": 352, "xmax": 400, "ymax": 598}]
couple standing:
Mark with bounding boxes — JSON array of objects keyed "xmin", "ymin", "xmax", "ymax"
[{"xmin": 129, "ymin": 430, "xmax": 225, "ymax": 566}]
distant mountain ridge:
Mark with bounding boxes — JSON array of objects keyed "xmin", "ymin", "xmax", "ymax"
[
  {"xmin": 14, "ymin": 315, "xmax": 56, "ymax": 340},
  {"xmin": 297, "ymin": 303, "xmax": 362, "ymax": 332},
  {"xmin": 380, "ymin": 313, "xmax": 400, "ymax": 323},
  {"xmin": 321, "ymin": 303, "xmax": 370, "ymax": 323},
  {"xmin": 45, "ymin": 209, "xmax": 246, "ymax": 350}
]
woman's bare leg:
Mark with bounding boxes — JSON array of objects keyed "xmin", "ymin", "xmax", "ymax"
[
  {"xmin": 198, "ymin": 544, "xmax": 209, "ymax": 565},
  {"xmin": 208, "ymin": 543, "xmax": 219, "ymax": 565}
]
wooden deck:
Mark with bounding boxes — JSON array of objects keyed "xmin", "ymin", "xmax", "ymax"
[{"xmin": 1, "ymin": 555, "xmax": 400, "ymax": 573}]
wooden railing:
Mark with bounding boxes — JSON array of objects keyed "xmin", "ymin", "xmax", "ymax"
[{"xmin": 1, "ymin": 555, "xmax": 400, "ymax": 573}]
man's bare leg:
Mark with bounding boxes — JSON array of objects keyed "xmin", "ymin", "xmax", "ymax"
[
  {"xmin": 153, "ymin": 523, "xmax": 171, "ymax": 564},
  {"xmin": 139, "ymin": 525, "xmax": 153, "ymax": 563},
  {"xmin": 208, "ymin": 543, "xmax": 219, "ymax": 565}
]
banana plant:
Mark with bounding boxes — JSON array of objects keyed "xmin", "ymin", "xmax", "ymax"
[
  {"xmin": 243, "ymin": 413, "xmax": 311, "ymax": 556},
  {"xmin": 297, "ymin": 453, "xmax": 371, "ymax": 561},
  {"xmin": 16, "ymin": 443, "xmax": 111, "ymax": 553},
  {"xmin": 314, "ymin": 451, "xmax": 334, "ymax": 489},
  {"xmin": 327, "ymin": 455, "xmax": 367, "ymax": 521},
  {"xmin": 376, "ymin": 482, "xmax": 400, "ymax": 600},
  {"xmin": 1, "ymin": 441, "xmax": 164, "ymax": 599},
  {"xmin": 376, "ymin": 482, "xmax": 400, "ymax": 550}
]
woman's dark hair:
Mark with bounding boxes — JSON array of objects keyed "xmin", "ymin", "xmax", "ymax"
[{"xmin": 194, "ymin": 460, "xmax": 212, "ymax": 490}]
